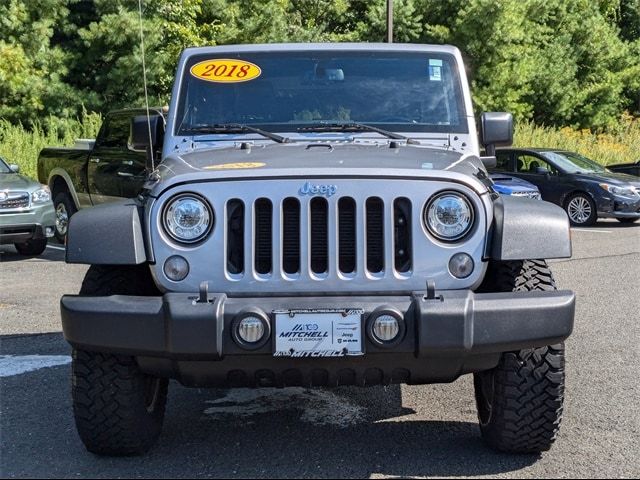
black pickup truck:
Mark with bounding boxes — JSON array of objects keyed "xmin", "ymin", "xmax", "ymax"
[
  {"xmin": 607, "ymin": 160, "xmax": 640, "ymax": 177},
  {"xmin": 37, "ymin": 108, "xmax": 164, "ymax": 241}
]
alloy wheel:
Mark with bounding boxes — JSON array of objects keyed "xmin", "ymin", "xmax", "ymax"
[
  {"xmin": 567, "ymin": 196, "xmax": 592, "ymax": 224},
  {"xmin": 55, "ymin": 202, "xmax": 69, "ymax": 237}
]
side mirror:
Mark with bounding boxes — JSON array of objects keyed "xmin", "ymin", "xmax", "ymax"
[
  {"xmin": 480, "ymin": 112, "xmax": 514, "ymax": 157},
  {"xmin": 535, "ymin": 166, "xmax": 550, "ymax": 175},
  {"xmin": 9, "ymin": 164, "xmax": 20, "ymax": 173},
  {"xmin": 129, "ymin": 114, "xmax": 165, "ymax": 170},
  {"xmin": 130, "ymin": 114, "xmax": 163, "ymax": 151}
]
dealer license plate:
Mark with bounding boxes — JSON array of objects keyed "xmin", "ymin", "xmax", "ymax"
[{"xmin": 273, "ymin": 309, "xmax": 364, "ymax": 358}]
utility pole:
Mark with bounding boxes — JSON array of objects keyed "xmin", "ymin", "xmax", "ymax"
[{"xmin": 387, "ymin": 0, "xmax": 393, "ymax": 43}]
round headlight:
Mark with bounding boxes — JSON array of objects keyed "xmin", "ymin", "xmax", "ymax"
[
  {"xmin": 424, "ymin": 192, "xmax": 474, "ymax": 241},
  {"xmin": 163, "ymin": 194, "xmax": 213, "ymax": 243}
]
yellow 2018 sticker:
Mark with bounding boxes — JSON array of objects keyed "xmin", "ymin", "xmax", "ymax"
[
  {"xmin": 204, "ymin": 162, "xmax": 266, "ymax": 170},
  {"xmin": 190, "ymin": 59, "xmax": 261, "ymax": 83}
]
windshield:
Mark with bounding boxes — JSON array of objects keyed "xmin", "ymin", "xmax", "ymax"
[
  {"xmin": 0, "ymin": 157, "xmax": 11, "ymax": 173},
  {"xmin": 175, "ymin": 51, "xmax": 468, "ymax": 136},
  {"xmin": 541, "ymin": 151, "xmax": 607, "ymax": 174}
]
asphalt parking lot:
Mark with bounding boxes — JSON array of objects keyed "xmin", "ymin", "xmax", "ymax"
[{"xmin": 1, "ymin": 220, "xmax": 639, "ymax": 478}]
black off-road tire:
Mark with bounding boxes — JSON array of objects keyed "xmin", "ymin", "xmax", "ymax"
[
  {"xmin": 80, "ymin": 264, "xmax": 160, "ymax": 297},
  {"xmin": 14, "ymin": 238, "xmax": 47, "ymax": 256},
  {"xmin": 474, "ymin": 260, "xmax": 565, "ymax": 453},
  {"xmin": 72, "ymin": 350, "xmax": 168, "ymax": 456},
  {"xmin": 72, "ymin": 265, "xmax": 167, "ymax": 456},
  {"xmin": 477, "ymin": 259, "xmax": 557, "ymax": 293}
]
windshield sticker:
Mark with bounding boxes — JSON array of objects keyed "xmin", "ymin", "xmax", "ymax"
[
  {"xmin": 204, "ymin": 162, "xmax": 266, "ymax": 170},
  {"xmin": 429, "ymin": 59, "xmax": 442, "ymax": 82},
  {"xmin": 190, "ymin": 59, "xmax": 261, "ymax": 83}
]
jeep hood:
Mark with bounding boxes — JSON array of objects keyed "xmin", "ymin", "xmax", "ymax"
[{"xmin": 150, "ymin": 142, "xmax": 490, "ymax": 195}]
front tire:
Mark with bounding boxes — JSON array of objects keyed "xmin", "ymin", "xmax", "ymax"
[
  {"xmin": 80, "ymin": 264, "xmax": 160, "ymax": 297},
  {"xmin": 72, "ymin": 349, "xmax": 168, "ymax": 456},
  {"xmin": 474, "ymin": 260, "xmax": 565, "ymax": 453},
  {"xmin": 565, "ymin": 192, "xmax": 597, "ymax": 226},
  {"xmin": 72, "ymin": 265, "xmax": 166, "ymax": 456},
  {"xmin": 53, "ymin": 191, "xmax": 77, "ymax": 243},
  {"xmin": 14, "ymin": 238, "xmax": 47, "ymax": 256}
]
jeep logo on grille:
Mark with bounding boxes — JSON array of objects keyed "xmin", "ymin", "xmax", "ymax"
[{"xmin": 299, "ymin": 182, "xmax": 337, "ymax": 197}]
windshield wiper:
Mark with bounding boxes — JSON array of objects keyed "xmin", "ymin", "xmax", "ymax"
[
  {"xmin": 182, "ymin": 124, "xmax": 290, "ymax": 144},
  {"xmin": 297, "ymin": 122, "xmax": 420, "ymax": 145}
]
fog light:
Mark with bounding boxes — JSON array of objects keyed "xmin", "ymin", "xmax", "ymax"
[
  {"xmin": 238, "ymin": 317, "xmax": 265, "ymax": 343},
  {"xmin": 367, "ymin": 308, "xmax": 405, "ymax": 346},
  {"xmin": 45, "ymin": 227, "xmax": 54, "ymax": 238},
  {"xmin": 373, "ymin": 315, "xmax": 400, "ymax": 342},
  {"xmin": 232, "ymin": 310, "xmax": 270, "ymax": 349},
  {"xmin": 164, "ymin": 255, "xmax": 189, "ymax": 281},
  {"xmin": 449, "ymin": 253, "xmax": 474, "ymax": 279}
]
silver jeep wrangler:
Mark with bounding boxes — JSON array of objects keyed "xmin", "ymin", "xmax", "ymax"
[{"xmin": 61, "ymin": 44, "xmax": 575, "ymax": 456}]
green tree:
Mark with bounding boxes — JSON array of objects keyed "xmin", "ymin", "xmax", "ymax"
[
  {"xmin": 0, "ymin": 0, "xmax": 80, "ymax": 125},
  {"xmin": 0, "ymin": 0, "xmax": 638, "ymax": 129},
  {"xmin": 351, "ymin": 0, "xmax": 424, "ymax": 43},
  {"xmin": 414, "ymin": 0, "xmax": 639, "ymax": 129},
  {"xmin": 617, "ymin": 0, "xmax": 640, "ymax": 41}
]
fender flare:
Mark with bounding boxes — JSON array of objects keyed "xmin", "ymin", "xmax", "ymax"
[
  {"xmin": 66, "ymin": 200, "xmax": 147, "ymax": 265},
  {"xmin": 488, "ymin": 196, "xmax": 572, "ymax": 260},
  {"xmin": 48, "ymin": 169, "xmax": 81, "ymax": 209}
]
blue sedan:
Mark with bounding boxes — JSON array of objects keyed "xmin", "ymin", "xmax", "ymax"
[
  {"xmin": 493, "ymin": 148, "xmax": 640, "ymax": 226},
  {"xmin": 490, "ymin": 173, "xmax": 541, "ymax": 200}
]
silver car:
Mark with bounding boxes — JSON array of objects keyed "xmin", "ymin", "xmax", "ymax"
[{"xmin": 0, "ymin": 156, "xmax": 55, "ymax": 255}]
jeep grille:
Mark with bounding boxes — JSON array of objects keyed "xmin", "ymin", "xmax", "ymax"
[
  {"xmin": 226, "ymin": 195, "xmax": 412, "ymax": 279},
  {"xmin": 150, "ymin": 178, "xmax": 489, "ymax": 294}
]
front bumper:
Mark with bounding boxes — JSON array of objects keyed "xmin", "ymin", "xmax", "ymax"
[
  {"xmin": 597, "ymin": 194, "xmax": 640, "ymax": 218},
  {"xmin": 61, "ymin": 289, "xmax": 575, "ymax": 387},
  {"xmin": 0, "ymin": 204, "xmax": 56, "ymax": 244}
]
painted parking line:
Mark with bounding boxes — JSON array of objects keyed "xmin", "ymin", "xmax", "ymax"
[
  {"xmin": 571, "ymin": 228, "xmax": 612, "ymax": 233},
  {"xmin": 0, "ymin": 355, "xmax": 71, "ymax": 377},
  {"xmin": 45, "ymin": 244, "xmax": 66, "ymax": 251}
]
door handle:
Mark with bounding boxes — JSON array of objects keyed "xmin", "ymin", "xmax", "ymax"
[
  {"xmin": 121, "ymin": 160, "xmax": 133, "ymax": 166},
  {"xmin": 89, "ymin": 158, "xmax": 101, "ymax": 163}
]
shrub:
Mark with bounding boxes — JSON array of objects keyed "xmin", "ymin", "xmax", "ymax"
[
  {"xmin": 0, "ymin": 110, "xmax": 101, "ymax": 180},
  {"xmin": 1, "ymin": 112, "xmax": 638, "ymax": 181},
  {"xmin": 514, "ymin": 115, "xmax": 640, "ymax": 166}
]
